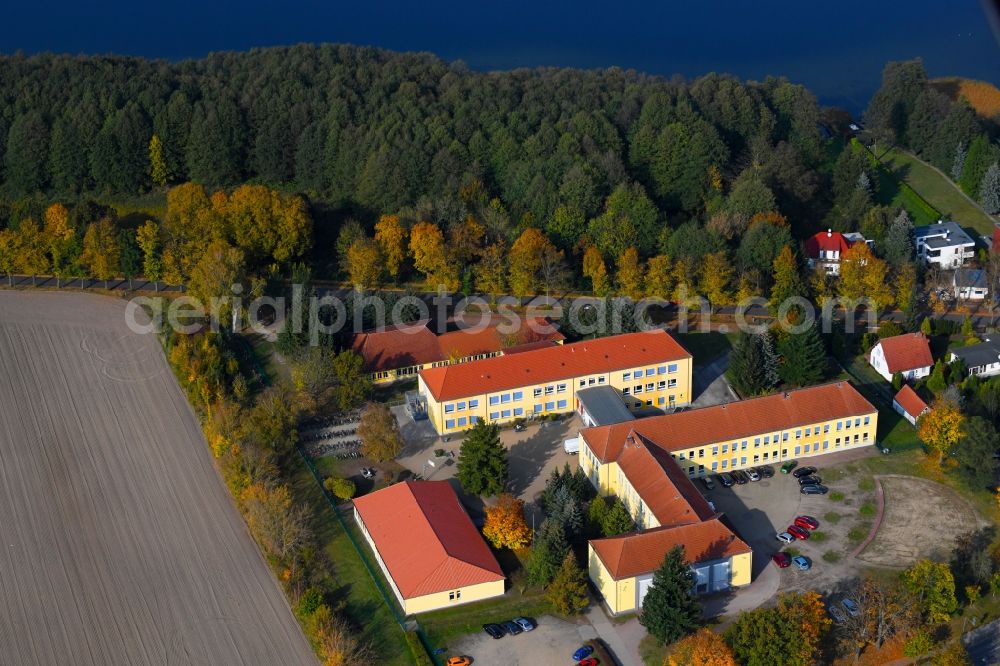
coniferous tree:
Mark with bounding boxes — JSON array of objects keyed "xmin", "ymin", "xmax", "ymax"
[
  {"xmin": 48, "ymin": 116, "xmax": 89, "ymax": 193},
  {"xmin": 777, "ymin": 324, "xmax": 827, "ymax": 387},
  {"xmin": 455, "ymin": 421, "xmax": 509, "ymax": 496},
  {"xmin": 639, "ymin": 545, "xmax": 702, "ymax": 645},
  {"xmin": 5, "ymin": 111, "xmax": 50, "ymax": 192},
  {"xmin": 884, "ymin": 210, "xmax": 915, "ymax": 267},
  {"xmin": 527, "ymin": 518, "xmax": 570, "ymax": 586},
  {"xmin": 951, "ymin": 141, "xmax": 967, "ymax": 181},
  {"xmin": 980, "ymin": 163, "xmax": 1000, "ymax": 215},
  {"xmin": 960, "ymin": 135, "xmax": 1000, "ymax": 198},
  {"xmin": 546, "ymin": 554, "xmax": 590, "ymax": 615}
]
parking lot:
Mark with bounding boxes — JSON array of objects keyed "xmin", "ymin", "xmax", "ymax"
[{"xmin": 449, "ymin": 614, "xmax": 599, "ymax": 666}]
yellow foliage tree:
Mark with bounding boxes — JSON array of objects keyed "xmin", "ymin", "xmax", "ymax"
[
  {"xmin": 187, "ymin": 239, "xmax": 247, "ymax": 326},
  {"xmin": 475, "ymin": 240, "xmax": 507, "ymax": 299},
  {"xmin": 79, "ymin": 218, "xmax": 121, "ymax": 282},
  {"xmin": 839, "ymin": 242, "xmax": 894, "ymax": 311},
  {"xmin": 583, "ymin": 246, "xmax": 610, "ymax": 296},
  {"xmin": 666, "ymin": 628, "xmax": 737, "ymax": 666},
  {"xmin": 893, "ymin": 263, "xmax": 917, "ymax": 309},
  {"xmin": 13, "ymin": 218, "xmax": 49, "ymax": 276},
  {"xmin": 508, "ymin": 227, "xmax": 555, "ymax": 297},
  {"xmin": 135, "ymin": 220, "xmax": 162, "ymax": 281},
  {"xmin": 163, "ymin": 183, "xmax": 220, "ymax": 280},
  {"xmin": 917, "ymin": 400, "xmax": 964, "ymax": 462},
  {"xmin": 148, "ymin": 134, "xmax": 168, "ymax": 186},
  {"xmin": 345, "ymin": 238, "xmax": 382, "ymax": 290},
  {"xmin": 645, "ymin": 254, "xmax": 673, "ymax": 299},
  {"xmin": 223, "ymin": 184, "xmax": 312, "ymax": 264},
  {"xmin": 43, "ymin": 203, "xmax": 75, "ymax": 278},
  {"xmin": 616, "ymin": 247, "xmax": 644, "ymax": 300},
  {"xmin": 700, "ymin": 251, "xmax": 734, "ymax": 306},
  {"xmin": 482, "ymin": 493, "xmax": 532, "ymax": 550},
  {"xmin": 373, "ymin": 214, "xmax": 407, "ymax": 281},
  {"xmin": 409, "ymin": 221, "xmax": 458, "ymax": 290}
]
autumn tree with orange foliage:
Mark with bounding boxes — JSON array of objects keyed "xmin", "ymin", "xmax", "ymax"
[
  {"xmin": 509, "ymin": 227, "xmax": 558, "ymax": 297},
  {"xmin": 583, "ymin": 245, "xmax": 610, "ymax": 296},
  {"xmin": 482, "ymin": 493, "xmax": 532, "ymax": 550},
  {"xmin": 917, "ymin": 399, "xmax": 965, "ymax": 462},
  {"xmin": 726, "ymin": 591, "xmax": 831, "ymax": 666},
  {"xmin": 409, "ymin": 221, "xmax": 458, "ymax": 290},
  {"xmin": 665, "ymin": 628, "xmax": 736, "ymax": 666},
  {"xmin": 617, "ymin": 247, "xmax": 644, "ymax": 300},
  {"xmin": 345, "ymin": 238, "xmax": 381, "ymax": 290},
  {"xmin": 838, "ymin": 242, "xmax": 894, "ymax": 311},
  {"xmin": 373, "ymin": 214, "xmax": 407, "ymax": 281}
]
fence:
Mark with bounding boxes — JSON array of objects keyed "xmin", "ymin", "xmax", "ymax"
[
  {"xmin": 0, "ymin": 273, "xmax": 184, "ymax": 292},
  {"xmin": 295, "ymin": 447, "xmax": 441, "ymax": 665}
]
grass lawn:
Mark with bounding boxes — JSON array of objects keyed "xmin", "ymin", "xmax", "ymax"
[
  {"xmin": 879, "ymin": 147, "xmax": 997, "ymax": 236},
  {"xmin": 419, "ymin": 585, "xmax": 552, "ymax": 650},
  {"xmin": 287, "ymin": 453, "xmax": 414, "ymax": 666},
  {"xmin": 674, "ymin": 331, "xmax": 735, "ymax": 365}
]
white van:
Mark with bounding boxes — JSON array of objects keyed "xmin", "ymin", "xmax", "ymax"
[{"xmin": 563, "ymin": 437, "xmax": 580, "ymax": 454}]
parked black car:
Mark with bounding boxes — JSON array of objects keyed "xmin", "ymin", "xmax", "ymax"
[
  {"xmin": 792, "ymin": 466, "xmax": 817, "ymax": 478},
  {"xmin": 500, "ymin": 620, "xmax": 522, "ymax": 636},
  {"xmin": 718, "ymin": 473, "xmax": 735, "ymax": 487},
  {"xmin": 733, "ymin": 470, "xmax": 749, "ymax": 485},
  {"xmin": 800, "ymin": 484, "xmax": 829, "ymax": 495},
  {"xmin": 759, "ymin": 465, "xmax": 774, "ymax": 478},
  {"xmin": 482, "ymin": 623, "xmax": 505, "ymax": 639},
  {"xmin": 700, "ymin": 476, "xmax": 716, "ymax": 490},
  {"xmin": 798, "ymin": 475, "xmax": 823, "ymax": 486}
]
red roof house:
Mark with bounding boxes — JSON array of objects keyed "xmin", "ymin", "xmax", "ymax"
[
  {"xmin": 893, "ymin": 385, "xmax": 930, "ymax": 425},
  {"xmin": 352, "ymin": 480, "xmax": 505, "ymax": 614},
  {"xmin": 868, "ymin": 333, "xmax": 934, "ymax": 382},
  {"xmin": 805, "ymin": 229, "xmax": 867, "ymax": 276}
]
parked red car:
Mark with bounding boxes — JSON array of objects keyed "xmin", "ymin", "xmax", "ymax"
[
  {"xmin": 771, "ymin": 552, "xmax": 791, "ymax": 568},
  {"xmin": 787, "ymin": 525, "xmax": 810, "ymax": 540},
  {"xmin": 795, "ymin": 515, "xmax": 819, "ymax": 530}
]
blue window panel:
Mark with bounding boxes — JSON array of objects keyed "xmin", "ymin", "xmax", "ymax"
[
  {"xmin": 822, "ymin": 440, "xmax": 828, "ymax": 449},
  {"xmin": 721, "ymin": 460, "xmax": 728, "ymax": 469},
  {"xmin": 657, "ymin": 397, "xmax": 665, "ymax": 405},
  {"xmin": 457, "ymin": 402, "xmax": 466, "ymax": 410},
  {"xmin": 545, "ymin": 401, "xmax": 555, "ymax": 410},
  {"xmin": 741, "ymin": 457, "xmax": 747, "ymax": 465},
  {"xmin": 837, "ymin": 422, "xmax": 842, "ymax": 431},
  {"xmin": 782, "ymin": 433, "xmax": 788, "ymax": 441},
  {"xmin": 794, "ymin": 446, "xmax": 801, "ymax": 455},
  {"xmin": 501, "ymin": 409, "xmax": 511, "ymax": 418},
  {"xmin": 534, "ymin": 404, "xmax": 542, "ymax": 413},
  {"xmin": 657, "ymin": 366, "xmax": 666, "ymax": 374},
  {"xmin": 763, "ymin": 436, "xmax": 770, "ymax": 444},
  {"xmin": 645, "ymin": 369, "xmax": 655, "ymax": 377},
  {"xmin": 556, "ymin": 399, "xmax": 567, "ymax": 409},
  {"xmin": 633, "ymin": 368, "xmax": 643, "ymax": 376},
  {"xmin": 489, "ymin": 412, "xmax": 500, "ymax": 420},
  {"xmin": 444, "ymin": 404, "xmax": 455, "ymax": 413},
  {"xmin": 514, "ymin": 407, "xmax": 524, "ymax": 416},
  {"xmin": 471, "ymin": 416, "xmax": 480, "ymax": 424},
  {"xmin": 445, "ymin": 419, "xmax": 455, "ymax": 429},
  {"xmin": 469, "ymin": 399, "xmax": 479, "ymax": 408},
  {"xmin": 457, "ymin": 417, "xmax": 467, "ymax": 426},
  {"xmin": 501, "ymin": 393, "xmax": 511, "ymax": 403},
  {"xmin": 813, "ymin": 443, "xmax": 819, "ymax": 452},
  {"xmin": 741, "ymin": 441, "xmax": 748, "ymax": 450},
  {"xmin": 513, "ymin": 391, "xmax": 523, "ymax": 400},
  {"xmin": 668, "ymin": 363, "xmax": 678, "ymax": 373},
  {"xmin": 489, "ymin": 396, "xmax": 499, "ymax": 405},
  {"xmin": 755, "ymin": 437, "xmax": 761, "ymax": 445},
  {"xmin": 711, "ymin": 462, "xmax": 718, "ymax": 470},
  {"xmin": 864, "ymin": 416, "xmax": 870, "ymax": 425},
  {"xmin": 824, "ymin": 424, "xmax": 830, "ymax": 433},
  {"xmin": 623, "ymin": 372, "xmax": 631, "ymax": 381}
]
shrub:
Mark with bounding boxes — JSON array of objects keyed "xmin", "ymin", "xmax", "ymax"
[
  {"xmin": 822, "ymin": 551, "xmax": 841, "ymax": 563},
  {"xmin": 858, "ymin": 477, "xmax": 875, "ymax": 492},
  {"xmin": 324, "ymin": 476, "xmax": 356, "ymax": 500},
  {"xmin": 829, "ymin": 491, "xmax": 845, "ymax": 501},
  {"xmin": 809, "ymin": 531, "xmax": 828, "ymax": 542},
  {"xmin": 848, "ymin": 526, "xmax": 868, "ymax": 541},
  {"xmin": 823, "ymin": 512, "xmax": 841, "ymax": 524},
  {"xmin": 859, "ymin": 502, "xmax": 876, "ymax": 517},
  {"xmin": 903, "ymin": 629, "xmax": 934, "ymax": 657},
  {"xmin": 404, "ymin": 631, "xmax": 434, "ymax": 666}
]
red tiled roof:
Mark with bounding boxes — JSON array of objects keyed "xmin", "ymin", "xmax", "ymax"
[
  {"xmin": 350, "ymin": 317, "xmax": 564, "ymax": 374},
  {"xmin": 419, "ymin": 329, "xmax": 691, "ymax": 402},
  {"xmin": 352, "ymin": 481, "xmax": 504, "ymax": 599},
  {"xmin": 894, "ymin": 385, "xmax": 929, "ymax": 419},
  {"xmin": 804, "ymin": 230, "xmax": 853, "ymax": 258},
  {"xmin": 876, "ymin": 333, "xmax": 933, "ymax": 374},
  {"xmin": 582, "ymin": 381, "xmax": 875, "ymax": 463},
  {"xmin": 616, "ymin": 438, "xmax": 715, "ymax": 527},
  {"xmin": 590, "ymin": 518, "xmax": 752, "ymax": 580}
]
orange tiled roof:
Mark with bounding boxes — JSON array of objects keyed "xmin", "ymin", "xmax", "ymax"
[
  {"xmin": 350, "ymin": 316, "xmax": 563, "ymax": 374},
  {"xmin": 352, "ymin": 481, "xmax": 504, "ymax": 599},
  {"xmin": 894, "ymin": 385, "xmax": 929, "ymax": 419},
  {"xmin": 419, "ymin": 329, "xmax": 691, "ymax": 402},
  {"xmin": 590, "ymin": 518, "xmax": 752, "ymax": 580},
  {"xmin": 582, "ymin": 381, "xmax": 875, "ymax": 463},
  {"xmin": 876, "ymin": 333, "xmax": 933, "ymax": 374},
  {"xmin": 616, "ymin": 437, "xmax": 716, "ymax": 527}
]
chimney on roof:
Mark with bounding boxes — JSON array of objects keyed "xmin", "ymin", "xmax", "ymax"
[
  {"xmin": 827, "ymin": 228, "xmax": 832, "ymax": 237},
  {"xmin": 784, "ymin": 392, "xmax": 789, "ymax": 399}
]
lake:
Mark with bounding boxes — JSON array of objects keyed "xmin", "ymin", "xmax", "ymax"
[{"xmin": 4, "ymin": 0, "xmax": 1000, "ymax": 113}]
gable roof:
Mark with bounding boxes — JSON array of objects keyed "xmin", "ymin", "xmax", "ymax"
[
  {"xmin": 581, "ymin": 381, "xmax": 875, "ymax": 463},
  {"xmin": 350, "ymin": 316, "xmax": 564, "ymax": 374},
  {"xmin": 418, "ymin": 329, "xmax": 691, "ymax": 402},
  {"xmin": 616, "ymin": 437, "xmax": 716, "ymax": 527},
  {"xmin": 894, "ymin": 385, "xmax": 929, "ymax": 420},
  {"xmin": 352, "ymin": 481, "xmax": 504, "ymax": 598},
  {"xmin": 876, "ymin": 333, "xmax": 934, "ymax": 373},
  {"xmin": 950, "ymin": 337, "xmax": 1000, "ymax": 369},
  {"xmin": 590, "ymin": 518, "xmax": 752, "ymax": 580},
  {"xmin": 954, "ymin": 268, "xmax": 988, "ymax": 290},
  {"xmin": 805, "ymin": 230, "xmax": 854, "ymax": 258}
]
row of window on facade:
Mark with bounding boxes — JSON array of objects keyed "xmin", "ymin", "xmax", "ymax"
[
  {"xmin": 443, "ymin": 399, "xmax": 572, "ymax": 429},
  {"xmin": 622, "ymin": 364, "xmax": 679, "ymax": 380},
  {"xmin": 672, "ymin": 416, "xmax": 872, "ymax": 461},
  {"xmin": 682, "ymin": 432, "xmax": 869, "ymax": 476},
  {"xmin": 623, "ymin": 379, "xmax": 677, "ymax": 395}
]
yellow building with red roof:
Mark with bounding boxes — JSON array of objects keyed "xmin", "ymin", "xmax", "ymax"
[{"xmin": 416, "ymin": 329, "xmax": 694, "ymax": 435}]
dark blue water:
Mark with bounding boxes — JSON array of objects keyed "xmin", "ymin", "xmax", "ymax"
[{"xmin": 4, "ymin": 0, "xmax": 1000, "ymax": 112}]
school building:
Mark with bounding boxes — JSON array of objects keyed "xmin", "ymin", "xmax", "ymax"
[
  {"xmin": 579, "ymin": 381, "xmax": 877, "ymax": 615},
  {"xmin": 415, "ymin": 329, "xmax": 694, "ymax": 435}
]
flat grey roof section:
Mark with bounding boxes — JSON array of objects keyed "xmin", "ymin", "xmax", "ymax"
[
  {"xmin": 576, "ymin": 385, "xmax": 635, "ymax": 426},
  {"xmin": 0, "ymin": 292, "xmax": 316, "ymax": 665}
]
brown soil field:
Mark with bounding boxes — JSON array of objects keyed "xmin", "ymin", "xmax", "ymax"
[{"xmin": 0, "ymin": 292, "xmax": 315, "ymax": 665}]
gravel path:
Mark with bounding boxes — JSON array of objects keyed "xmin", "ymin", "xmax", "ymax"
[{"xmin": 0, "ymin": 292, "xmax": 316, "ymax": 665}]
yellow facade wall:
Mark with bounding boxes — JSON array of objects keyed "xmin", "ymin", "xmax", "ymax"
[
  {"xmin": 588, "ymin": 545, "xmax": 636, "ymax": 615},
  {"xmin": 421, "ymin": 355, "xmax": 693, "ymax": 436},
  {"xmin": 402, "ymin": 579, "xmax": 506, "ymax": 615},
  {"xmin": 730, "ymin": 551, "xmax": 752, "ymax": 587}
]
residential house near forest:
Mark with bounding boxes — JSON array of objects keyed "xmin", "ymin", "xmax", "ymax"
[{"xmin": 868, "ymin": 333, "xmax": 933, "ymax": 382}]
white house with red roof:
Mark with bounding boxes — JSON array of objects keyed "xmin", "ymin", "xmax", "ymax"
[
  {"xmin": 893, "ymin": 385, "xmax": 930, "ymax": 426},
  {"xmin": 868, "ymin": 333, "xmax": 934, "ymax": 382},
  {"xmin": 805, "ymin": 229, "xmax": 870, "ymax": 276}
]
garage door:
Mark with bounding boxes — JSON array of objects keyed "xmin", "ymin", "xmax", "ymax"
[
  {"xmin": 710, "ymin": 561, "xmax": 731, "ymax": 592},
  {"xmin": 637, "ymin": 576, "xmax": 654, "ymax": 606}
]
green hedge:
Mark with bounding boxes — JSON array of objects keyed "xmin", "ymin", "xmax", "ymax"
[{"xmin": 405, "ymin": 631, "xmax": 435, "ymax": 666}]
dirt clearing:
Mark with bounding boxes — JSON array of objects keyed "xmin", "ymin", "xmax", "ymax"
[{"xmin": 0, "ymin": 292, "xmax": 315, "ymax": 665}]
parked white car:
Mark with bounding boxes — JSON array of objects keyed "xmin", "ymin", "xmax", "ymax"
[{"xmin": 776, "ymin": 532, "xmax": 795, "ymax": 544}]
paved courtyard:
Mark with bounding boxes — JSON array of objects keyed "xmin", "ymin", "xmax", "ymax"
[{"xmin": 450, "ymin": 614, "xmax": 602, "ymax": 666}]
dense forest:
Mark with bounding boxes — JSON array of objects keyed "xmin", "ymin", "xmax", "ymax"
[{"xmin": 0, "ymin": 46, "xmax": 994, "ymax": 295}]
